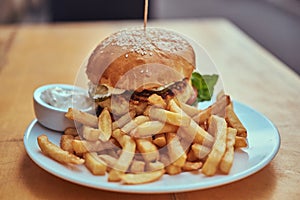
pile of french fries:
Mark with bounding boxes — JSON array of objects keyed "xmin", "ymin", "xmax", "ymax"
[{"xmin": 37, "ymin": 92, "xmax": 248, "ymax": 185}]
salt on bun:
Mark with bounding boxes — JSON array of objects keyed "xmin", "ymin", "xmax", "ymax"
[{"xmin": 85, "ymin": 27, "xmax": 195, "ymax": 91}]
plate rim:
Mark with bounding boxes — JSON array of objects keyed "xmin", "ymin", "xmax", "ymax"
[{"xmin": 23, "ymin": 101, "xmax": 281, "ymax": 194}]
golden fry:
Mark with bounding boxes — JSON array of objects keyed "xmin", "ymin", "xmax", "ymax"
[
  {"xmin": 192, "ymin": 108, "xmax": 211, "ymax": 124},
  {"xmin": 202, "ymin": 115, "xmax": 227, "ymax": 176},
  {"xmin": 177, "ymin": 101, "xmax": 200, "ymax": 117},
  {"xmin": 121, "ymin": 169, "xmax": 165, "ymax": 185},
  {"xmin": 130, "ymin": 160, "xmax": 145, "ymax": 173},
  {"xmin": 182, "ymin": 161, "xmax": 203, "ymax": 171},
  {"xmin": 65, "ymin": 108, "xmax": 98, "ymax": 128},
  {"xmin": 225, "ymin": 104, "xmax": 247, "ymax": 137},
  {"xmin": 146, "ymin": 161, "xmax": 165, "ymax": 171},
  {"xmin": 148, "ymin": 107, "xmax": 191, "ymax": 127},
  {"xmin": 219, "ymin": 128, "xmax": 237, "ymax": 174},
  {"xmin": 191, "ymin": 143, "xmax": 211, "ymax": 159},
  {"xmin": 84, "ymin": 152, "xmax": 107, "ymax": 175},
  {"xmin": 112, "ymin": 110, "xmax": 136, "ymax": 130},
  {"xmin": 98, "ymin": 107, "xmax": 112, "ymax": 142},
  {"xmin": 131, "ymin": 121, "xmax": 178, "ymax": 138},
  {"xmin": 121, "ymin": 115, "xmax": 150, "ymax": 134},
  {"xmin": 192, "ymin": 95, "xmax": 230, "ymax": 123},
  {"xmin": 235, "ymin": 136, "xmax": 248, "ymax": 148},
  {"xmin": 64, "ymin": 127, "xmax": 78, "ymax": 136},
  {"xmin": 98, "ymin": 154, "xmax": 117, "ymax": 167},
  {"xmin": 82, "ymin": 125, "xmax": 101, "ymax": 141},
  {"xmin": 186, "ymin": 148, "xmax": 199, "ymax": 162},
  {"xmin": 169, "ymin": 99, "xmax": 214, "ymax": 146},
  {"xmin": 166, "ymin": 133, "xmax": 187, "ymax": 167},
  {"xmin": 136, "ymin": 138, "xmax": 159, "ymax": 162},
  {"xmin": 37, "ymin": 134, "xmax": 84, "ymax": 165},
  {"xmin": 148, "ymin": 94, "xmax": 167, "ymax": 109},
  {"xmin": 60, "ymin": 134, "xmax": 74, "ymax": 153},
  {"xmin": 165, "ymin": 164, "xmax": 182, "ymax": 175},
  {"xmin": 108, "ymin": 129, "xmax": 136, "ymax": 181},
  {"xmin": 153, "ymin": 133, "xmax": 167, "ymax": 147},
  {"xmin": 72, "ymin": 139, "xmax": 115, "ymax": 154}
]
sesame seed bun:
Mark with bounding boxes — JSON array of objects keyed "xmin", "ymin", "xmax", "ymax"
[{"xmin": 85, "ymin": 27, "xmax": 195, "ymax": 91}]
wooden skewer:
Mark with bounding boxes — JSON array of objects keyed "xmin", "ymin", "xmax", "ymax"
[{"xmin": 144, "ymin": 0, "xmax": 149, "ymax": 31}]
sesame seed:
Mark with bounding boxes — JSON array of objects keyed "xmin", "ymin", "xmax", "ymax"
[{"xmin": 98, "ymin": 27, "xmax": 189, "ymax": 55}]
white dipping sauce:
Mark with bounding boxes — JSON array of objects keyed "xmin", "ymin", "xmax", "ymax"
[{"xmin": 40, "ymin": 87, "xmax": 91, "ymax": 110}]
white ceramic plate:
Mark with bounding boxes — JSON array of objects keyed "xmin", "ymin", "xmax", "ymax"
[{"xmin": 24, "ymin": 101, "xmax": 280, "ymax": 193}]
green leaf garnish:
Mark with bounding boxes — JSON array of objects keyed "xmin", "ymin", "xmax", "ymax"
[{"xmin": 191, "ymin": 72, "xmax": 219, "ymax": 102}]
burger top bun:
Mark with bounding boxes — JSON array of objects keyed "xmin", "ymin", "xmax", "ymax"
[{"xmin": 85, "ymin": 27, "xmax": 195, "ymax": 91}]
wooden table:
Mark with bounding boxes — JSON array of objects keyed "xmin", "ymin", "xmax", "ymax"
[{"xmin": 0, "ymin": 19, "xmax": 299, "ymax": 200}]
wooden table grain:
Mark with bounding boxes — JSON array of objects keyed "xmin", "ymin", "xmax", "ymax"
[{"xmin": 0, "ymin": 19, "xmax": 299, "ymax": 200}]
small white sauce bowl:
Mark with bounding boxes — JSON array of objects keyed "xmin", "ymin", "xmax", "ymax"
[{"xmin": 33, "ymin": 84, "xmax": 92, "ymax": 132}]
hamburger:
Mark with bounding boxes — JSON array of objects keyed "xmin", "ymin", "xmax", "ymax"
[{"xmin": 85, "ymin": 27, "xmax": 199, "ymax": 116}]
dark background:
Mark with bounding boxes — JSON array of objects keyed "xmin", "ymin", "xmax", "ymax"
[{"xmin": 50, "ymin": 0, "xmax": 147, "ymax": 21}]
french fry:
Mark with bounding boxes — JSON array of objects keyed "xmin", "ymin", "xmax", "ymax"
[
  {"xmin": 225, "ymin": 104, "xmax": 247, "ymax": 137},
  {"xmin": 180, "ymin": 122, "xmax": 214, "ymax": 147},
  {"xmin": 64, "ymin": 127, "xmax": 78, "ymax": 136},
  {"xmin": 112, "ymin": 110, "xmax": 136, "ymax": 130},
  {"xmin": 182, "ymin": 161, "xmax": 203, "ymax": 171},
  {"xmin": 135, "ymin": 138, "xmax": 159, "ymax": 162},
  {"xmin": 60, "ymin": 134, "xmax": 74, "ymax": 153},
  {"xmin": 169, "ymin": 99, "xmax": 214, "ymax": 146},
  {"xmin": 191, "ymin": 143, "xmax": 211, "ymax": 159},
  {"xmin": 147, "ymin": 107, "xmax": 191, "ymax": 127},
  {"xmin": 166, "ymin": 133, "xmax": 187, "ymax": 168},
  {"xmin": 136, "ymin": 138, "xmax": 159, "ymax": 162},
  {"xmin": 72, "ymin": 139, "xmax": 115, "ymax": 154},
  {"xmin": 152, "ymin": 133, "xmax": 167, "ymax": 147},
  {"xmin": 105, "ymin": 149, "xmax": 119, "ymax": 158},
  {"xmin": 148, "ymin": 94, "xmax": 167, "ymax": 109},
  {"xmin": 130, "ymin": 160, "xmax": 145, "ymax": 173},
  {"xmin": 108, "ymin": 129, "xmax": 136, "ymax": 182},
  {"xmin": 202, "ymin": 115, "xmax": 227, "ymax": 176},
  {"xmin": 177, "ymin": 101, "xmax": 201, "ymax": 117},
  {"xmin": 192, "ymin": 108, "xmax": 211, "ymax": 125},
  {"xmin": 98, "ymin": 154, "xmax": 117, "ymax": 168},
  {"xmin": 121, "ymin": 169, "xmax": 165, "ymax": 184},
  {"xmin": 37, "ymin": 134, "xmax": 84, "ymax": 165},
  {"xmin": 84, "ymin": 152, "xmax": 107, "ymax": 175},
  {"xmin": 186, "ymin": 148, "xmax": 199, "ymax": 162},
  {"xmin": 165, "ymin": 164, "xmax": 182, "ymax": 175},
  {"xmin": 121, "ymin": 115, "xmax": 150, "ymax": 134},
  {"xmin": 219, "ymin": 128, "xmax": 237, "ymax": 174},
  {"xmin": 65, "ymin": 108, "xmax": 98, "ymax": 128},
  {"xmin": 192, "ymin": 95, "xmax": 231, "ymax": 123},
  {"xmin": 82, "ymin": 125, "xmax": 101, "ymax": 141},
  {"xmin": 211, "ymin": 94, "xmax": 231, "ymax": 117},
  {"xmin": 159, "ymin": 153, "xmax": 170, "ymax": 167},
  {"xmin": 98, "ymin": 107, "xmax": 112, "ymax": 142},
  {"xmin": 131, "ymin": 121, "xmax": 178, "ymax": 138},
  {"xmin": 235, "ymin": 136, "xmax": 248, "ymax": 148},
  {"xmin": 146, "ymin": 161, "xmax": 165, "ymax": 171}
]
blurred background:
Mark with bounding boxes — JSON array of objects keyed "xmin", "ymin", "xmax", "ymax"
[{"xmin": 0, "ymin": 0, "xmax": 299, "ymax": 74}]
